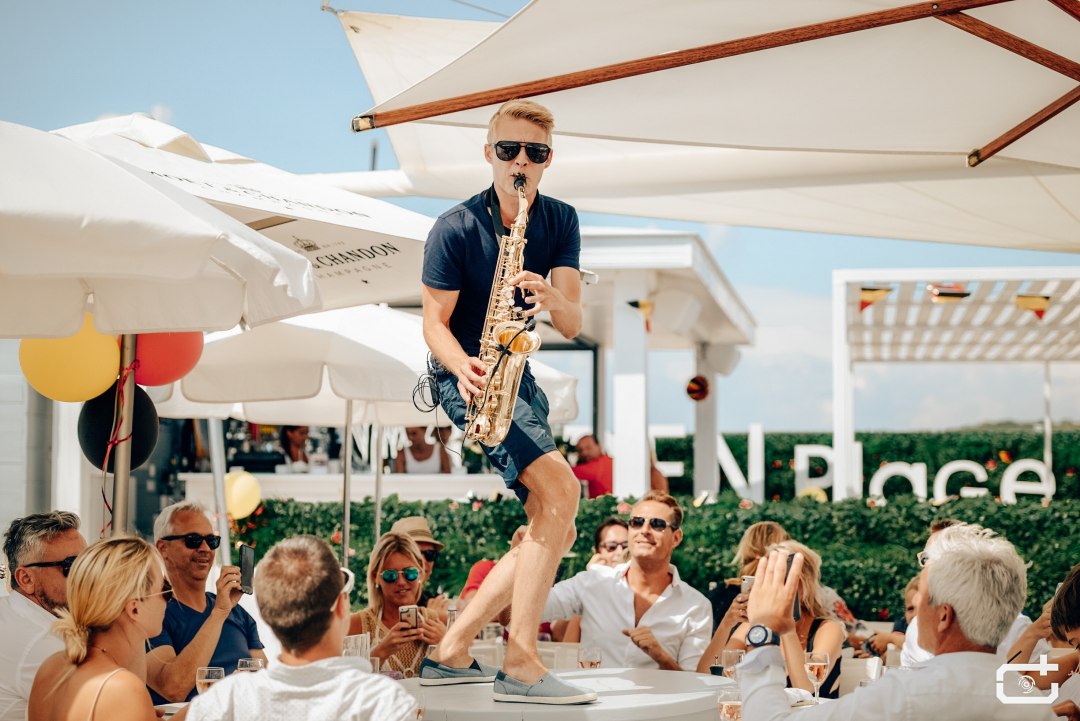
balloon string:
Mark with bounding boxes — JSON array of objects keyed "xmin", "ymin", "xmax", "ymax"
[{"xmin": 98, "ymin": 359, "xmax": 138, "ymax": 536}]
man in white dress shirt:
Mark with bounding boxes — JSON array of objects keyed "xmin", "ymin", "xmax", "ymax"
[
  {"xmin": 540, "ymin": 491, "xmax": 712, "ymax": 671},
  {"xmin": 0, "ymin": 511, "xmax": 86, "ymax": 721},
  {"xmin": 738, "ymin": 524, "xmax": 1056, "ymax": 720}
]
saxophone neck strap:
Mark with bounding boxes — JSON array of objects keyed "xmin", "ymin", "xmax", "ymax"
[{"xmin": 487, "ymin": 186, "xmax": 509, "ymax": 239}]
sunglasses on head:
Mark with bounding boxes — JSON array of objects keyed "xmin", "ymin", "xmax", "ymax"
[
  {"xmin": 491, "ymin": 141, "xmax": 551, "ymax": 164},
  {"xmin": 380, "ymin": 567, "xmax": 421, "ymax": 583},
  {"xmin": 602, "ymin": 541, "xmax": 629, "ymax": 553},
  {"xmin": 629, "ymin": 516, "xmax": 678, "ymax": 532},
  {"xmin": 331, "ymin": 567, "xmax": 355, "ymax": 611},
  {"xmin": 162, "ymin": 533, "xmax": 221, "ymax": 550},
  {"xmin": 24, "ymin": 555, "xmax": 79, "ymax": 577},
  {"xmin": 420, "ymin": 549, "xmax": 439, "ymax": 563}
]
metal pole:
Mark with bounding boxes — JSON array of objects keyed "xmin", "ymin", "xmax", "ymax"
[
  {"xmin": 341, "ymin": 400, "xmax": 354, "ymax": 565},
  {"xmin": 208, "ymin": 418, "xmax": 232, "ymax": 566},
  {"xmin": 1044, "ymin": 362, "xmax": 1053, "ymax": 472},
  {"xmin": 110, "ymin": 334, "xmax": 137, "ymax": 535},
  {"xmin": 373, "ymin": 424, "xmax": 384, "ymax": 539}
]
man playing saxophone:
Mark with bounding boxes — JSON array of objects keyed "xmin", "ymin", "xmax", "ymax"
[{"xmin": 419, "ymin": 99, "xmax": 593, "ymax": 704}]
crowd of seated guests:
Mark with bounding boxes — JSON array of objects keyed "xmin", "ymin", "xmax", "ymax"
[{"xmin": 3, "ymin": 502, "xmax": 1078, "ymax": 720}]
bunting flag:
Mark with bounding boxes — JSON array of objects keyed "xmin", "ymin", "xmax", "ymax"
[
  {"xmin": 859, "ymin": 286, "xmax": 892, "ymax": 312},
  {"xmin": 628, "ymin": 298, "xmax": 653, "ymax": 332},
  {"xmin": 1015, "ymin": 294, "xmax": 1050, "ymax": 320},
  {"xmin": 928, "ymin": 283, "xmax": 970, "ymax": 303}
]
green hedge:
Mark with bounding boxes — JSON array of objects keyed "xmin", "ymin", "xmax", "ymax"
[{"xmin": 233, "ymin": 494, "xmax": 1080, "ymax": 622}]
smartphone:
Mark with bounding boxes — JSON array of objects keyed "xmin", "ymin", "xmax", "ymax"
[
  {"xmin": 785, "ymin": 553, "xmax": 801, "ymax": 622},
  {"xmin": 399, "ymin": 604, "xmax": 421, "ymax": 629},
  {"xmin": 239, "ymin": 544, "xmax": 255, "ymax": 595},
  {"xmin": 741, "ymin": 575, "xmax": 756, "ymax": 594}
]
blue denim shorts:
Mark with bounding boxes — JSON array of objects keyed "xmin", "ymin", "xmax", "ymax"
[{"xmin": 434, "ymin": 360, "xmax": 555, "ymax": 503}]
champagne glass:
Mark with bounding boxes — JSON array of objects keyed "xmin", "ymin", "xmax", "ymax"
[
  {"xmin": 577, "ymin": 646, "xmax": 602, "ymax": 669},
  {"xmin": 195, "ymin": 666, "xmax": 224, "ymax": 695},
  {"xmin": 237, "ymin": 657, "xmax": 265, "ymax": 672},
  {"xmin": 720, "ymin": 649, "xmax": 745, "ymax": 681},
  {"xmin": 804, "ymin": 652, "xmax": 830, "ymax": 702}
]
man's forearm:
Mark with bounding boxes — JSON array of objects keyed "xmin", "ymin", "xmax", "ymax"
[
  {"xmin": 423, "ymin": 321, "xmax": 470, "ymax": 372},
  {"xmin": 150, "ymin": 609, "xmax": 230, "ymax": 700},
  {"xmin": 548, "ymin": 302, "xmax": 581, "ymax": 340}
]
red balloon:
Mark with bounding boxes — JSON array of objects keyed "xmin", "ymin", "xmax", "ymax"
[{"xmin": 133, "ymin": 332, "xmax": 204, "ymax": 386}]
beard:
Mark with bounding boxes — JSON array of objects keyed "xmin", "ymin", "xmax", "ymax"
[{"xmin": 33, "ymin": 586, "xmax": 67, "ymax": 615}]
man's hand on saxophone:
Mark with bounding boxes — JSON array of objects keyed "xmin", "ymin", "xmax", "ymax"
[
  {"xmin": 453, "ymin": 356, "xmax": 486, "ymax": 405},
  {"xmin": 512, "ymin": 267, "xmax": 583, "ymax": 340}
]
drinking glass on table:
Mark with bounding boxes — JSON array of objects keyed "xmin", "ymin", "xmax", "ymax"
[
  {"xmin": 237, "ymin": 657, "xmax": 265, "ymax": 672},
  {"xmin": 804, "ymin": 652, "xmax": 830, "ymax": 702},
  {"xmin": 342, "ymin": 633, "xmax": 371, "ymax": 659},
  {"xmin": 720, "ymin": 649, "xmax": 745, "ymax": 681},
  {"xmin": 195, "ymin": 666, "xmax": 224, "ymax": 695},
  {"xmin": 578, "ymin": 646, "xmax": 602, "ymax": 669}
]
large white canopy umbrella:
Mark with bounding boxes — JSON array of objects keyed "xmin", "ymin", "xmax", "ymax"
[
  {"xmin": 56, "ymin": 114, "xmax": 435, "ymax": 308},
  {"xmin": 321, "ymin": 8, "xmax": 1080, "ymax": 252},
  {"xmin": 0, "ymin": 120, "xmax": 319, "ymax": 534}
]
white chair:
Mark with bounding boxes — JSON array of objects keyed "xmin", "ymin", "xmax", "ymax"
[{"xmin": 837, "ymin": 655, "xmax": 883, "ymax": 696}]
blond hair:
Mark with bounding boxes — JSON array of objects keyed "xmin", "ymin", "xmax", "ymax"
[
  {"xmin": 365, "ymin": 532, "xmax": 424, "ymax": 619},
  {"xmin": 732, "ymin": 521, "xmax": 790, "ymax": 577},
  {"xmin": 636, "ymin": 490, "xmax": 684, "ymax": 530},
  {"xmin": 52, "ymin": 535, "xmax": 162, "ymax": 665},
  {"xmin": 487, "ymin": 99, "xmax": 555, "ymax": 143},
  {"xmin": 770, "ymin": 540, "xmax": 829, "ymax": 621}
]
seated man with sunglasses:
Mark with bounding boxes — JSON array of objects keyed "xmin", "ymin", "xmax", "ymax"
[
  {"xmin": 421, "ymin": 99, "xmax": 592, "ymax": 703},
  {"xmin": 147, "ymin": 502, "xmax": 266, "ymax": 704},
  {"xmin": 0, "ymin": 511, "xmax": 86, "ymax": 721},
  {"xmin": 540, "ymin": 492, "xmax": 712, "ymax": 671}
]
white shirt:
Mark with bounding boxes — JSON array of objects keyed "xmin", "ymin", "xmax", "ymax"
[
  {"xmin": 740, "ymin": 646, "xmax": 1057, "ymax": 720},
  {"xmin": 185, "ymin": 656, "xmax": 418, "ymax": 721},
  {"xmin": 541, "ymin": 562, "xmax": 712, "ymax": 671},
  {"xmin": 0, "ymin": 592, "xmax": 64, "ymax": 721},
  {"xmin": 901, "ymin": 613, "xmax": 1048, "ymax": 667}
]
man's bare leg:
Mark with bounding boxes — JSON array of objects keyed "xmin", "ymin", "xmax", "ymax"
[{"xmin": 433, "ymin": 450, "xmax": 578, "ymax": 682}]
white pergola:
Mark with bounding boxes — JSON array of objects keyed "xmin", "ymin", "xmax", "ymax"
[{"xmin": 832, "ymin": 266, "xmax": 1080, "ymax": 500}]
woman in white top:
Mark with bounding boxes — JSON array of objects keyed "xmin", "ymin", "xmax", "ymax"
[
  {"xmin": 28, "ymin": 536, "xmax": 169, "ymax": 721},
  {"xmin": 393, "ymin": 427, "xmax": 450, "ymax": 474}
]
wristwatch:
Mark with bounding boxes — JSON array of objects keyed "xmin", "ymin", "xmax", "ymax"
[{"xmin": 746, "ymin": 624, "xmax": 781, "ymax": 648}]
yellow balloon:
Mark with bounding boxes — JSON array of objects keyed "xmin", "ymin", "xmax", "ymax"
[
  {"xmin": 19, "ymin": 314, "xmax": 119, "ymax": 402},
  {"xmin": 225, "ymin": 470, "xmax": 262, "ymax": 519},
  {"xmin": 798, "ymin": 485, "xmax": 829, "ymax": 504}
]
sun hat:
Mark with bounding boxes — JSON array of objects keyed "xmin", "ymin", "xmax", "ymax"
[{"xmin": 389, "ymin": 516, "xmax": 444, "ymax": 551}]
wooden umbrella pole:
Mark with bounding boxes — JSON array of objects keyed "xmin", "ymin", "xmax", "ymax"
[
  {"xmin": 352, "ymin": 0, "xmax": 1007, "ymax": 132},
  {"xmin": 110, "ymin": 334, "xmax": 137, "ymax": 536}
]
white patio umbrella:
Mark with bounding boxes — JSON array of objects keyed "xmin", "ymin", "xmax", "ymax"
[
  {"xmin": 56, "ymin": 114, "xmax": 435, "ymax": 307},
  {"xmin": 0, "ymin": 120, "xmax": 319, "ymax": 534}
]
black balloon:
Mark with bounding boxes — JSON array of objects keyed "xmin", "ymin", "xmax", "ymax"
[{"xmin": 77, "ymin": 381, "xmax": 159, "ymax": 472}]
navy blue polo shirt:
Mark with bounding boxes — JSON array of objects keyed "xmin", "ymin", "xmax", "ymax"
[
  {"xmin": 148, "ymin": 592, "xmax": 263, "ymax": 703},
  {"xmin": 422, "ymin": 186, "xmax": 580, "ymax": 357}
]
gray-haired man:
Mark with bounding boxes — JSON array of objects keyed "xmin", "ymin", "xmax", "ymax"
[{"xmin": 0, "ymin": 511, "xmax": 86, "ymax": 721}]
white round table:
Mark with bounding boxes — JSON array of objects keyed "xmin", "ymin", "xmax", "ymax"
[{"xmin": 402, "ymin": 668, "xmax": 735, "ymax": 721}]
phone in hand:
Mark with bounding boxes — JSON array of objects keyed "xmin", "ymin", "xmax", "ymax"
[
  {"xmin": 399, "ymin": 604, "xmax": 421, "ymax": 629},
  {"xmin": 239, "ymin": 544, "xmax": 255, "ymax": 595},
  {"xmin": 785, "ymin": 552, "xmax": 801, "ymax": 622}
]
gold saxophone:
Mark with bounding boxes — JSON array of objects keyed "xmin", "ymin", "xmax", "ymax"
[{"xmin": 465, "ymin": 175, "xmax": 542, "ymax": 446}]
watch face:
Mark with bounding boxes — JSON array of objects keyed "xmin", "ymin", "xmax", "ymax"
[{"xmin": 747, "ymin": 625, "xmax": 766, "ymax": 645}]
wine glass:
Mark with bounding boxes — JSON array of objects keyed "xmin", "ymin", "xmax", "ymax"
[
  {"xmin": 195, "ymin": 666, "xmax": 224, "ymax": 695},
  {"xmin": 577, "ymin": 646, "xmax": 602, "ymax": 669},
  {"xmin": 804, "ymin": 652, "xmax": 830, "ymax": 702},
  {"xmin": 237, "ymin": 657, "xmax": 265, "ymax": 672},
  {"xmin": 720, "ymin": 649, "xmax": 745, "ymax": 681}
]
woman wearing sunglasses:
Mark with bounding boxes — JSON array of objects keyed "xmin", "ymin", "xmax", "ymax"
[
  {"xmin": 27, "ymin": 536, "xmax": 169, "ymax": 721},
  {"xmin": 349, "ymin": 533, "xmax": 446, "ymax": 677}
]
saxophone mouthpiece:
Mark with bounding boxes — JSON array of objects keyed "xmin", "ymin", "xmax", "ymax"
[{"xmin": 513, "ymin": 174, "xmax": 527, "ymax": 191}]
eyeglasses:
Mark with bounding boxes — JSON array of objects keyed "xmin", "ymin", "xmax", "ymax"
[
  {"xmin": 601, "ymin": 541, "xmax": 629, "ymax": 553},
  {"xmin": 629, "ymin": 516, "xmax": 678, "ymax": 532},
  {"xmin": 380, "ymin": 567, "xmax": 421, "ymax": 584},
  {"xmin": 917, "ymin": 551, "xmax": 929, "ymax": 567},
  {"xmin": 24, "ymin": 555, "xmax": 79, "ymax": 577},
  {"xmin": 331, "ymin": 567, "xmax": 355, "ymax": 611},
  {"xmin": 420, "ymin": 549, "xmax": 439, "ymax": 563},
  {"xmin": 491, "ymin": 141, "xmax": 551, "ymax": 164},
  {"xmin": 161, "ymin": 533, "xmax": 221, "ymax": 550}
]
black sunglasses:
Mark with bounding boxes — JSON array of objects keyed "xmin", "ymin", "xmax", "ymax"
[
  {"xmin": 629, "ymin": 516, "xmax": 678, "ymax": 532},
  {"xmin": 380, "ymin": 567, "xmax": 421, "ymax": 583},
  {"xmin": 491, "ymin": 141, "xmax": 551, "ymax": 164},
  {"xmin": 601, "ymin": 541, "xmax": 629, "ymax": 553},
  {"xmin": 162, "ymin": 533, "xmax": 221, "ymax": 550},
  {"xmin": 420, "ymin": 549, "xmax": 439, "ymax": 563},
  {"xmin": 24, "ymin": 555, "xmax": 79, "ymax": 577}
]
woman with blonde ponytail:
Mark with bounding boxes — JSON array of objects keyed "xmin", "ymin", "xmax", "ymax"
[{"xmin": 27, "ymin": 535, "xmax": 169, "ymax": 721}]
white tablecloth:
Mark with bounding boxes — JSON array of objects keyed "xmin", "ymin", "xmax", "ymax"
[{"xmin": 403, "ymin": 668, "xmax": 734, "ymax": 721}]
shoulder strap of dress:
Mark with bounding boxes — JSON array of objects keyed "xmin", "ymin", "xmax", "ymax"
[
  {"xmin": 87, "ymin": 668, "xmax": 124, "ymax": 721},
  {"xmin": 806, "ymin": 617, "xmax": 825, "ymax": 650}
]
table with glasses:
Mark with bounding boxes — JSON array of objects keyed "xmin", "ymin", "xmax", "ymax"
[{"xmin": 402, "ymin": 668, "xmax": 734, "ymax": 721}]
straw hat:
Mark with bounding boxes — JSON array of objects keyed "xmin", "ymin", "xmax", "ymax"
[{"xmin": 389, "ymin": 516, "xmax": 444, "ymax": 551}]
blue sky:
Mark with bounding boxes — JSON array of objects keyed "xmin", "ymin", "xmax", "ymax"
[{"xmin": 4, "ymin": 0, "xmax": 1078, "ymax": 434}]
